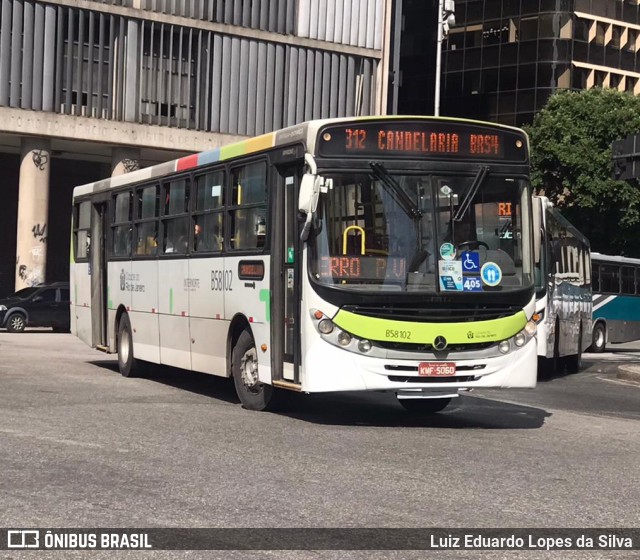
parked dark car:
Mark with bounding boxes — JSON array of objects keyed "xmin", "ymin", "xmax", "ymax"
[{"xmin": 0, "ymin": 282, "xmax": 70, "ymax": 333}]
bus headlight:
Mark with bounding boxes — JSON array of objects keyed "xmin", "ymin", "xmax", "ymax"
[
  {"xmin": 337, "ymin": 332, "xmax": 352, "ymax": 346},
  {"xmin": 358, "ymin": 339, "xmax": 372, "ymax": 353},
  {"xmin": 499, "ymin": 340, "xmax": 510, "ymax": 354},
  {"xmin": 524, "ymin": 320, "xmax": 537, "ymax": 336},
  {"xmin": 318, "ymin": 319, "xmax": 334, "ymax": 334},
  {"xmin": 514, "ymin": 332, "xmax": 526, "ymax": 347}
]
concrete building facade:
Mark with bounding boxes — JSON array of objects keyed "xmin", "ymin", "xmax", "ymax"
[{"xmin": 0, "ymin": 0, "xmax": 391, "ymax": 296}]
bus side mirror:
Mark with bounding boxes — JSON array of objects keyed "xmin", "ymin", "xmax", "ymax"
[
  {"xmin": 299, "ymin": 174, "xmax": 333, "ymax": 242},
  {"xmin": 298, "ymin": 173, "xmax": 319, "ymax": 215}
]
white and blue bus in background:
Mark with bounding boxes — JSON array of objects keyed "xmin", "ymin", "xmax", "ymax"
[
  {"xmin": 532, "ymin": 196, "xmax": 592, "ymax": 375},
  {"xmin": 590, "ymin": 252, "xmax": 640, "ymax": 353}
]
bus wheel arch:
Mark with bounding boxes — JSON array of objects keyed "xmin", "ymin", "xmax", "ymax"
[
  {"xmin": 228, "ymin": 316, "xmax": 274, "ymax": 411},
  {"xmin": 590, "ymin": 321, "xmax": 606, "ymax": 353}
]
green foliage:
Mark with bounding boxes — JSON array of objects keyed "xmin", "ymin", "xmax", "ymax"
[{"xmin": 525, "ymin": 88, "xmax": 640, "ymax": 256}]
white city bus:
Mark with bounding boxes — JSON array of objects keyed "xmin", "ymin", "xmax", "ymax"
[
  {"xmin": 71, "ymin": 116, "xmax": 538, "ymax": 413},
  {"xmin": 532, "ymin": 196, "xmax": 592, "ymax": 375}
]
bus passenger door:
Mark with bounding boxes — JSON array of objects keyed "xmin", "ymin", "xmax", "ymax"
[
  {"xmin": 90, "ymin": 201, "xmax": 109, "ymax": 348},
  {"xmin": 271, "ymin": 167, "xmax": 301, "ymax": 385}
]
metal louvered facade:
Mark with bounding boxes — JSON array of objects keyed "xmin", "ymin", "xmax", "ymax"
[
  {"xmin": 0, "ymin": 0, "xmax": 388, "ymax": 136},
  {"xmin": 0, "ymin": 0, "xmax": 392, "ymax": 297}
]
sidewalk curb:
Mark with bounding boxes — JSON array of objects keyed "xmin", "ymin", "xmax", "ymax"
[{"xmin": 617, "ymin": 366, "xmax": 640, "ymax": 384}]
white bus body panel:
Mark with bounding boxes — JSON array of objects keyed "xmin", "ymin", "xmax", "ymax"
[
  {"xmin": 72, "ymin": 262, "xmax": 92, "ymax": 346},
  {"xmin": 223, "ymin": 255, "xmax": 272, "ymax": 384},
  {"xmin": 158, "ymin": 259, "xmax": 191, "ymax": 370},
  {"xmin": 189, "ymin": 256, "xmax": 227, "ymax": 376}
]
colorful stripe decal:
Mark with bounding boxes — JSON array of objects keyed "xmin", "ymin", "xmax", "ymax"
[
  {"xmin": 176, "ymin": 153, "xmax": 199, "ymax": 171},
  {"xmin": 197, "ymin": 148, "xmax": 222, "ymax": 166},
  {"xmin": 332, "ymin": 309, "xmax": 528, "ymax": 345}
]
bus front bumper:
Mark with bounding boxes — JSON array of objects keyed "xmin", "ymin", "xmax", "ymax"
[{"xmin": 302, "ymin": 337, "xmax": 537, "ymax": 393}]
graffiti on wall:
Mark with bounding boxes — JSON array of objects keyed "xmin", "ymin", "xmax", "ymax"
[
  {"xmin": 32, "ymin": 223, "xmax": 47, "ymax": 243},
  {"xmin": 122, "ymin": 158, "xmax": 140, "ymax": 173},
  {"xmin": 32, "ymin": 150, "xmax": 49, "ymax": 171}
]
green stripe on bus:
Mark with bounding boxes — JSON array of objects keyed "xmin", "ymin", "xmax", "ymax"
[
  {"xmin": 332, "ymin": 309, "xmax": 528, "ymax": 345},
  {"xmin": 169, "ymin": 288, "xmax": 173, "ymax": 315}
]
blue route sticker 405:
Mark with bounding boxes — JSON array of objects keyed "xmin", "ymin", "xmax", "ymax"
[{"xmin": 463, "ymin": 276, "xmax": 482, "ymax": 292}]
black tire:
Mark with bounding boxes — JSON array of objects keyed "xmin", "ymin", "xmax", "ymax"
[
  {"xmin": 232, "ymin": 329, "xmax": 274, "ymax": 411},
  {"xmin": 399, "ymin": 398, "xmax": 451, "ymax": 414},
  {"xmin": 117, "ymin": 314, "xmax": 141, "ymax": 378},
  {"xmin": 551, "ymin": 320, "xmax": 563, "ymax": 374},
  {"xmin": 6, "ymin": 313, "xmax": 26, "ymax": 333},
  {"xmin": 537, "ymin": 356, "xmax": 553, "ymax": 380},
  {"xmin": 590, "ymin": 322, "xmax": 606, "ymax": 353},
  {"xmin": 565, "ymin": 326, "xmax": 583, "ymax": 374}
]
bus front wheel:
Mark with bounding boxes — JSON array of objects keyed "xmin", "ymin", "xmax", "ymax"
[
  {"xmin": 118, "ymin": 314, "xmax": 141, "ymax": 378},
  {"xmin": 590, "ymin": 323, "xmax": 606, "ymax": 353},
  {"xmin": 399, "ymin": 398, "xmax": 451, "ymax": 414},
  {"xmin": 232, "ymin": 329, "xmax": 273, "ymax": 411}
]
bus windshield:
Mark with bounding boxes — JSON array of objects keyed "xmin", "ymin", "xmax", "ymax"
[{"xmin": 309, "ymin": 170, "xmax": 533, "ymax": 293}]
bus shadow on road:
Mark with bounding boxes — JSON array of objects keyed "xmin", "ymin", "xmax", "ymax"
[
  {"xmin": 89, "ymin": 360, "xmax": 549, "ymax": 428},
  {"xmin": 273, "ymin": 393, "xmax": 550, "ymax": 429},
  {"xmin": 89, "ymin": 360, "xmax": 240, "ymax": 404}
]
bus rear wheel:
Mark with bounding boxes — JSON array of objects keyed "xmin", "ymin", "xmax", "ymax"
[
  {"xmin": 232, "ymin": 329, "xmax": 274, "ymax": 411},
  {"xmin": 590, "ymin": 323, "xmax": 606, "ymax": 353},
  {"xmin": 117, "ymin": 313, "xmax": 142, "ymax": 378},
  {"xmin": 399, "ymin": 398, "xmax": 451, "ymax": 414}
]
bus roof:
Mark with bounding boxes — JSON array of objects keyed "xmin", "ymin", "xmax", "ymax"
[
  {"xmin": 591, "ymin": 252, "xmax": 640, "ymax": 265},
  {"xmin": 72, "ymin": 116, "xmax": 528, "ymax": 198}
]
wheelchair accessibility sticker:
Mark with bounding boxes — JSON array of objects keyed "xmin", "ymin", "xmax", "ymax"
[
  {"xmin": 481, "ymin": 262, "xmax": 502, "ymax": 286},
  {"xmin": 461, "ymin": 251, "xmax": 480, "ymax": 272}
]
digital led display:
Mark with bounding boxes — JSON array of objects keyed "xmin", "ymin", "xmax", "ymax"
[
  {"xmin": 318, "ymin": 256, "xmax": 406, "ymax": 281},
  {"xmin": 318, "ymin": 120, "xmax": 528, "ymax": 162},
  {"xmin": 238, "ymin": 260, "xmax": 265, "ymax": 280}
]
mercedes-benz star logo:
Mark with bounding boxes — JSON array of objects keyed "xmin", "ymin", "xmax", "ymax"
[{"xmin": 433, "ymin": 336, "xmax": 448, "ymax": 351}]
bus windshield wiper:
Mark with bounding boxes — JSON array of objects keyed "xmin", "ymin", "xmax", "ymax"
[
  {"xmin": 453, "ymin": 165, "xmax": 489, "ymax": 222},
  {"xmin": 369, "ymin": 161, "xmax": 422, "ymax": 220}
]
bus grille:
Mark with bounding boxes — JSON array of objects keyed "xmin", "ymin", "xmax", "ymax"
[
  {"xmin": 387, "ymin": 375, "xmax": 479, "ymax": 383},
  {"xmin": 377, "ymin": 341, "xmax": 494, "ymax": 352}
]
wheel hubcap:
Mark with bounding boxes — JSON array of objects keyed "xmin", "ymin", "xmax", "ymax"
[
  {"xmin": 120, "ymin": 331, "xmax": 130, "ymax": 363},
  {"xmin": 10, "ymin": 316, "xmax": 24, "ymax": 330},
  {"xmin": 595, "ymin": 329, "xmax": 604, "ymax": 348},
  {"xmin": 240, "ymin": 347, "xmax": 259, "ymax": 390}
]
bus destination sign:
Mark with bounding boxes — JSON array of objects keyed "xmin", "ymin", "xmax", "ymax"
[
  {"xmin": 318, "ymin": 121, "xmax": 527, "ymax": 162},
  {"xmin": 318, "ymin": 256, "xmax": 406, "ymax": 281}
]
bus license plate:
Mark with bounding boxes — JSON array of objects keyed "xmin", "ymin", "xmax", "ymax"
[{"xmin": 418, "ymin": 362, "xmax": 456, "ymax": 377}]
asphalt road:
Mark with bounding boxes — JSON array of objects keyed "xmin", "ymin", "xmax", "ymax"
[{"xmin": 0, "ymin": 332, "xmax": 638, "ymax": 560}]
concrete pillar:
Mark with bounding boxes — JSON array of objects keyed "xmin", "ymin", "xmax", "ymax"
[
  {"xmin": 111, "ymin": 147, "xmax": 141, "ymax": 177},
  {"xmin": 15, "ymin": 137, "xmax": 51, "ymax": 290}
]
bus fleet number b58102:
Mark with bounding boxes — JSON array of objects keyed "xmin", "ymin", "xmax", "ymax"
[{"xmin": 211, "ymin": 270, "xmax": 233, "ymax": 292}]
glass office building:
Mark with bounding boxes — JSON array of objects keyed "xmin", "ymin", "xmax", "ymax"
[{"xmin": 441, "ymin": 0, "xmax": 640, "ymax": 126}]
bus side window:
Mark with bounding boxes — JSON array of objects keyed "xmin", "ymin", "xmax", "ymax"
[
  {"xmin": 135, "ymin": 185, "xmax": 159, "ymax": 256},
  {"xmin": 229, "ymin": 162, "xmax": 267, "ymax": 251},
  {"xmin": 162, "ymin": 178, "xmax": 190, "ymax": 254}
]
